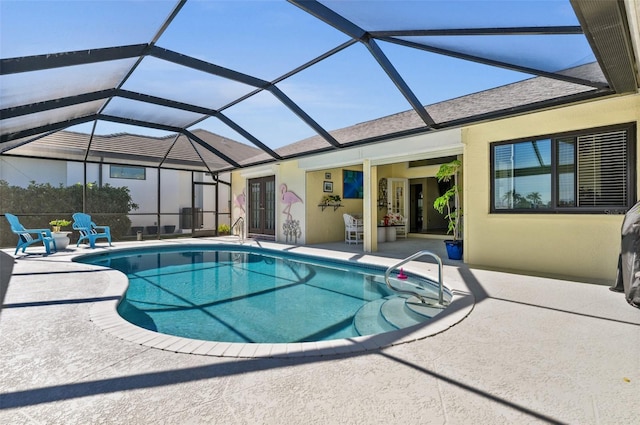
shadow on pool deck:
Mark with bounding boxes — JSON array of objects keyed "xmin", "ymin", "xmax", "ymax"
[
  {"xmin": 0, "ymin": 251, "xmax": 14, "ymax": 311},
  {"xmin": 309, "ymin": 236, "xmax": 455, "ymax": 268},
  {"xmin": 1, "ymin": 237, "xmax": 638, "ymax": 424}
]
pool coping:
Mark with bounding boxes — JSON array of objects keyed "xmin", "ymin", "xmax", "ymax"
[{"xmin": 85, "ymin": 239, "xmax": 475, "ymax": 358}]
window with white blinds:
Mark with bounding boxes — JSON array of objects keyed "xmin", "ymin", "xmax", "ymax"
[
  {"xmin": 577, "ymin": 130, "xmax": 627, "ymax": 207},
  {"xmin": 491, "ymin": 124, "xmax": 635, "ymax": 213}
]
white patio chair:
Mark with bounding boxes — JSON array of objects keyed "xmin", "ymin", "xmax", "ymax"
[
  {"xmin": 387, "ymin": 213, "xmax": 407, "ymax": 238},
  {"xmin": 395, "ymin": 216, "xmax": 408, "ymax": 238},
  {"xmin": 343, "ymin": 213, "xmax": 364, "ymax": 244}
]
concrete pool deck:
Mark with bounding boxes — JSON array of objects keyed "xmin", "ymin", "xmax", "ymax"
[{"xmin": 1, "ymin": 237, "xmax": 638, "ymax": 424}]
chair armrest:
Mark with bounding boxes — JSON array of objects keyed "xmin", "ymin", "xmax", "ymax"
[
  {"xmin": 24, "ymin": 228, "xmax": 53, "ymax": 237},
  {"xmin": 93, "ymin": 225, "xmax": 110, "ymax": 231},
  {"xmin": 26, "ymin": 228, "xmax": 52, "ymax": 234}
]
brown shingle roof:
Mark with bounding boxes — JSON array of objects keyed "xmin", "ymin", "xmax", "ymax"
[{"xmin": 277, "ymin": 62, "xmax": 603, "ymax": 156}]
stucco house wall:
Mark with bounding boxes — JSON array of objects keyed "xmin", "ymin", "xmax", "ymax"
[
  {"xmin": 463, "ymin": 94, "xmax": 640, "ymax": 283},
  {"xmin": 233, "ymin": 163, "xmax": 305, "ymax": 242},
  {"xmin": 231, "ymin": 128, "xmax": 463, "ymax": 246},
  {"xmin": 0, "ymin": 156, "xmax": 67, "ymax": 187},
  {"xmin": 306, "ymin": 166, "xmax": 365, "ymax": 244},
  {"xmin": 230, "ymin": 95, "xmax": 639, "ymax": 283}
]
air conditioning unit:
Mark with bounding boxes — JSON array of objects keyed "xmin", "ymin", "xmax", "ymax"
[{"xmin": 180, "ymin": 207, "xmax": 202, "ymax": 229}]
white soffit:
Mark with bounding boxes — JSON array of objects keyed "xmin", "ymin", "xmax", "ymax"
[
  {"xmin": 297, "ymin": 127, "xmax": 462, "ymax": 170},
  {"xmin": 238, "ymin": 164, "xmax": 281, "ymax": 179}
]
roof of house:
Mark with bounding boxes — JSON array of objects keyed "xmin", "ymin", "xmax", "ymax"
[{"xmin": 279, "ymin": 62, "xmax": 606, "ymax": 157}]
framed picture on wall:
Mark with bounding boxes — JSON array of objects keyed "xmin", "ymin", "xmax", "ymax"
[
  {"xmin": 325, "ymin": 172, "xmax": 331, "ymax": 180},
  {"xmin": 323, "ymin": 181, "xmax": 333, "ymax": 192}
]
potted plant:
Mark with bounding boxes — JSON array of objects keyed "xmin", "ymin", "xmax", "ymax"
[
  {"xmin": 49, "ymin": 219, "xmax": 72, "ymax": 233},
  {"xmin": 433, "ymin": 159, "xmax": 463, "ymax": 260},
  {"xmin": 49, "ymin": 219, "xmax": 72, "ymax": 250},
  {"xmin": 218, "ymin": 224, "xmax": 231, "ymax": 235},
  {"xmin": 321, "ymin": 194, "xmax": 341, "ymax": 205}
]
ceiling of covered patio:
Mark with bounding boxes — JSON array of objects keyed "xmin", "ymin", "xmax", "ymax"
[{"xmin": 1, "ymin": 0, "xmax": 638, "ymax": 173}]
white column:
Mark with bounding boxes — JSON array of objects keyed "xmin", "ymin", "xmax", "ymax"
[{"xmin": 363, "ymin": 159, "xmax": 378, "ymax": 252}]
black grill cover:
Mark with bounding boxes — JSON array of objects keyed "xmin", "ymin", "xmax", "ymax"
[{"xmin": 611, "ymin": 201, "xmax": 640, "ymax": 308}]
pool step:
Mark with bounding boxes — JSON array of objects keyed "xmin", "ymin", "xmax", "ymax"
[
  {"xmin": 353, "ymin": 296, "xmax": 449, "ymax": 337},
  {"xmin": 353, "ymin": 298, "xmax": 398, "ymax": 336},
  {"xmin": 404, "ymin": 297, "xmax": 448, "ymax": 319},
  {"xmin": 379, "ymin": 297, "xmax": 425, "ymax": 329}
]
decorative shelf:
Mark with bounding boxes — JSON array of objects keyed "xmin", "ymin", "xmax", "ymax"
[{"xmin": 318, "ymin": 203, "xmax": 343, "ymax": 211}]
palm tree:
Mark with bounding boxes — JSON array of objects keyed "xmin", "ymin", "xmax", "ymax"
[
  {"xmin": 526, "ymin": 191, "xmax": 542, "ymax": 206},
  {"xmin": 502, "ymin": 190, "xmax": 522, "ymax": 208}
]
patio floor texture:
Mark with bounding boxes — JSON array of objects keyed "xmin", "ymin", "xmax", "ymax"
[{"xmin": 1, "ymin": 237, "xmax": 638, "ymax": 424}]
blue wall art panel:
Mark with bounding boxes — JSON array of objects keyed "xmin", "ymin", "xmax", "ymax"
[{"xmin": 343, "ymin": 170, "xmax": 363, "ymax": 199}]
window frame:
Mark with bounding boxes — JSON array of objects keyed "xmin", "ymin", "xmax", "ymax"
[{"xmin": 490, "ymin": 123, "xmax": 636, "ymax": 214}]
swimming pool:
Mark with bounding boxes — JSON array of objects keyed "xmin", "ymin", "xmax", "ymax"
[{"xmin": 76, "ymin": 245, "xmax": 452, "ymax": 344}]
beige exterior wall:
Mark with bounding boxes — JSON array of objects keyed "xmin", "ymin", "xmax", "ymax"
[
  {"xmin": 229, "ymin": 95, "xmax": 640, "ymax": 283},
  {"xmin": 232, "ymin": 162, "xmax": 306, "ymax": 243},
  {"xmin": 306, "ymin": 166, "xmax": 364, "ymax": 244},
  {"xmin": 233, "ymin": 159, "xmax": 460, "ymax": 246},
  {"xmin": 277, "ymin": 161, "xmax": 306, "ymax": 242},
  {"xmin": 463, "ymin": 94, "xmax": 640, "ymax": 283}
]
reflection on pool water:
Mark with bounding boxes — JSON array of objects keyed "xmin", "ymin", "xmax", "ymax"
[{"xmin": 76, "ymin": 246, "xmax": 452, "ymax": 344}]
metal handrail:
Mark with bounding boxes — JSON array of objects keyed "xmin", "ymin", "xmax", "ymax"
[
  {"xmin": 231, "ymin": 217, "xmax": 245, "ymax": 243},
  {"xmin": 384, "ymin": 250, "xmax": 444, "ymax": 305}
]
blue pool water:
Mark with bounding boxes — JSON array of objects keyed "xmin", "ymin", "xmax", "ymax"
[{"xmin": 76, "ymin": 245, "xmax": 448, "ymax": 343}]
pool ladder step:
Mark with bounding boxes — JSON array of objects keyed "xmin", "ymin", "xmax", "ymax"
[{"xmin": 353, "ymin": 296, "xmax": 449, "ymax": 337}]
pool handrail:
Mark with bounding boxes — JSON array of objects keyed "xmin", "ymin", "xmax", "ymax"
[
  {"xmin": 384, "ymin": 250, "xmax": 445, "ymax": 306},
  {"xmin": 231, "ymin": 216, "xmax": 245, "ymax": 243}
]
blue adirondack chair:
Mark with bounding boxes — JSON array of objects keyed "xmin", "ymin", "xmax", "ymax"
[
  {"xmin": 5, "ymin": 213, "xmax": 57, "ymax": 255},
  {"xmin": 72, "ymin": 212, "xmax": 112, "ymax": 248}
]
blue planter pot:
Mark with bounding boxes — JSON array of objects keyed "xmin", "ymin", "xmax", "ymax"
[{"xmin": 444, "ymin": 240, "xmax": 463, "ymax": 260}]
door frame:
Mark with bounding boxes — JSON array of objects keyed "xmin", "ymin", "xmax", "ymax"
[
  {"xmin": 387, "ymin": 177, "xmax": 409, "ymax": 231},
  {"xmin": 247, "ymin": 175, "xmax": 276, "ymax": 237}
]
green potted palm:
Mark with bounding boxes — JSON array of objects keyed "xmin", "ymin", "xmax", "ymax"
[{"xmin": 433, "ymin": 159, "xmax": 463, "ymax": 260}]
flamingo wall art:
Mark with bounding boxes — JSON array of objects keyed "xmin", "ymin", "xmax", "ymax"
[
  {"xmin": 280, "ymin": 183, "xmax": 303, "ymax": 221},
  {"xmin": 234, "ymin": 189, "xmax": 246, "ymax": 214}
]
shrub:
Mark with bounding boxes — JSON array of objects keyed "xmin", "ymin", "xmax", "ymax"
[{"xmin": 218, "ymin": 224, "xmax": 231, "ymax": 235}]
